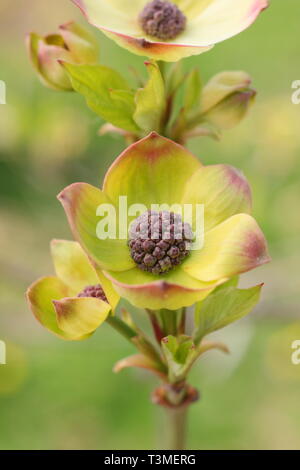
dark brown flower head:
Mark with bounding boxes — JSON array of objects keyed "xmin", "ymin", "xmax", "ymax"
[
  {"xmin": 139, "ymin": 0, "xmax": 186, "ymax": 41},
  {"xmin": 128, "ymin": 210, "xmax": 193, "ymax": 275},
  {"xmin": 77, "ymin": 284, "xmax": 108, "ymax": 302}
]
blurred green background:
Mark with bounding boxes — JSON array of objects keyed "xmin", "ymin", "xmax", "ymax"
[{"xmin": 1, "ymin": 0, "xmax": 300, "ymax": 450}]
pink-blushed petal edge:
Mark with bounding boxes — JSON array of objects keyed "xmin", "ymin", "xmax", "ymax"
[
  {"xmin": 57, "ymin": 182, "xmax": 134, "ymax": 272},
  {"xmin": 102, "ymin": 131, "xmax": 201, "ymax": 192},
  {"xmin": 26, "ymin": 276, "xmax": 77, "ymax": 340},
  {"xmin": 72, "ymin": 0, "xmax": 268, "ymax": 50},
  {"xmin": 71, "ymin": 0, "xmax": 213, "ymax": 60},
  {"xmin": 183, "ymin": 213, "xmax": 271, "ymax": 282},
  {"xmin": 53, "ymin": 296, "xmax": 111, "ymax": 338},
  {"xmin": 103, "ymin": 269, "xmax": 225, "ymax": 310},
  {"xmin": 181, "ymin": 163, "xmax": 253, "ymax": 232}
]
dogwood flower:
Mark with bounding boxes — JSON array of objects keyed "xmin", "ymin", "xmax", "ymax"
[
  {"xmin": 58, "ymin": 133, "xmax": 270, "ymax": 310},
  {"xmin": 26, "ymin": 239, "xmax": 119, "ymax": 339},
  {"xmin": 27, "ymin": 22, "xmax": 99, "ymax": 91},
  {"xmin": 72, "ymin": 0, "xmax": 268, "ymax": 62}
]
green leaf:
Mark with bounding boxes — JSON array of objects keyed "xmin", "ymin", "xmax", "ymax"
[
  {"xmin": 166, "ymin": 61, "xmax": 185, "ymax": 96},
  {"xmin": 213, "ymin": 276, "xmax": 239, "ymax": 293},
  {"xmin": 175, "ymin": 337, "xmax": 195, "ymax": 364},
  {"xmin": 184, "ymin": 69, "xmax": 202, "ymax": 111},
  {"xmin": 194, "ymin": 277, "xmax": 240, "ymax": 327},
  {"xmin": 182, "ymin": 124, "xmax": 221, "ymax": 142},
  {"xmin": 162, "ymin": 335, "xmax": 178, "ymax": 358},
  {"xmin": 161, "ymin": 334, "xmax": 229, "ymax": 382},
  {"xmin": 133, "ymin": 61, "xmax": 166, "ymax": 133},
  {"xmin": 113, "ymin": 354, "xmax": 167, "ymax": 380},
  {"xmin": 194, "ymin": 284, "xmax": 263, "ymax": 344},
  {"xmin": 63, "ymin": 63, "xmax": 140, "ymax": 133},
  {"xmin": 162, "ymin": 335, "xmax": 195, "ymax": 383}
]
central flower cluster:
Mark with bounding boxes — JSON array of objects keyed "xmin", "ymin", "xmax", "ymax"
[
  {"xmin": 139, "ymin": 0, "xmax": 186, "ymax": 41},
  {"xmin": 128, "ymin": 210, "xmax": 193, "ymax": 275},
  {"xmin": 78, "ymin": 284, "xmax": 108, "ymax": 302}
]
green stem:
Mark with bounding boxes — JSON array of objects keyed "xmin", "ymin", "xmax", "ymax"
[
  {"xmin": 107, "ymin": 315, "xmax": 167, "ymax": 372},
  {"xmin": 178, "ymin": 307, "xmax": 186, "ymax": 335},
  {"xmin": 106, "ymin": 316, "xmax": 136, "ymax": 341},
  {"xmin": 160, "ymin": 309, "xmax": 178, "ymax": 336},
  {"xmin": 166, "ymin": 406, "xmax": 188, "ymax": 450},
  {"xmin": 146, "ymin": 309, "xmax": 165, "ymax": 344},
  {"xmin": 158, "ymin": 60, "xmax": 166, "ymax": 79}
]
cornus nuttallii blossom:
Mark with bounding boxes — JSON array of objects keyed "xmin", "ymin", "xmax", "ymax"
[
  {"xmin": 27, "ymin": 22, "xmax": 99, "ymax": 91},
  {"xmin": 72, "ymin": 0, "xmax": 268, "ymax": 62},
  {"xmin": 26, "ymin": 240, "xmax": 119, "ymax": 340},
  {"xmin": 58, "ymin": 133, "xmax": 270, "ymax": 310}
]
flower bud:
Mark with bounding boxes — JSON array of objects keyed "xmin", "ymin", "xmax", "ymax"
[
  {"xmin": 27, "ymin": 22, "xmax": 99, "ymax": 91},
  {"xmin": 201, "ymin": 71, "xmax": 256, "ymax": 130},
  {"xmin": 204, "ymin": 89, "xmax": 256, "ymax": 130}
]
